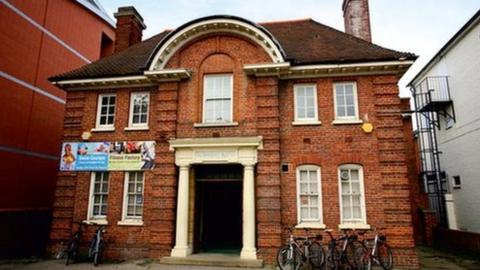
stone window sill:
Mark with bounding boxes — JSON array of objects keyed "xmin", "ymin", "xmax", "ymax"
[
  {"xmin": 295, "ymin": 223, "xmax": 326, "ymax": 229},
  {"xmin": 91, "ymin": 127, "xmax": 115, "ymax": 132},
  {"xmin": 292, "ymin": 121, "xmax": 322, "ymax": 126},
  {"xmin": 332, "ymin": 119, "xmax": 363, "ymax": 125},
  {"xmin": 124, "ymin": 126, "xmax": 149, "ymax": 131},
  {"xmin": 194, "ymin": 122, "xmax": 239, "ymax": 128},
  {"xmin": 338, "ymin": 223, "xmax": 370, "ymax": 230},
  {"xmin": 83, "ymin": 219, "xmax": 108, "ymax": 225},
  {"xmin": 117, "ymin": 220, "xmax": 144, "ymax": 226}
]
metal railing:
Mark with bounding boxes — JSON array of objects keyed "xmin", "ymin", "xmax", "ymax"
[{"xmin": 413, "ymin": 76, "xmax": 452, "ymax": 111}]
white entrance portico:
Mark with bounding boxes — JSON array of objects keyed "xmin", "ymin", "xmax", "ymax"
[{"xmin": 168, "ymin": 136, "xmax": 262, "ymax": 260}]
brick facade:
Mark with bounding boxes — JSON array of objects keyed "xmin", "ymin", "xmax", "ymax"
[{"xmin": 49, "ymin": 31, "xmax": 419, "ymax": 268}]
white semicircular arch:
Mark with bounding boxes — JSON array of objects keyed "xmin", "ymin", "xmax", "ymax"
[{"xmin": 148, "ymin": 18, "xmax": 286, "ymax": 70}]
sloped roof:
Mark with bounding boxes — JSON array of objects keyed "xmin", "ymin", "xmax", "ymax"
[{"xmin": 50, "ymin": 17, "xmax": 416, "ymax": 81}]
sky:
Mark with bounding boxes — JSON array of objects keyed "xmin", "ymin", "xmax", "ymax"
[{"xmin": 99, "ymin": 0, "xmax": 479, "ymax": 97}]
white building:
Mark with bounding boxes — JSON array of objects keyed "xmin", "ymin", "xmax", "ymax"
[{"xmin": 409, "ymin": 10, "xmax": 480, "ymax": 233}]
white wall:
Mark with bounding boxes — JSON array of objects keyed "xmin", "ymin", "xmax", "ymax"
[{"xmin": 420, "ymin": 21, "xmax": 480, "ymax": 233}]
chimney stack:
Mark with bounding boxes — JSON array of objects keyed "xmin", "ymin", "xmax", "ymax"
[
  {"xmin": 342, "ymin": 0, "xmax": 372, "ymax": 42},
  {"xmin": 114, "ymin": 6, "xmax": 146, "ymax": 53}
]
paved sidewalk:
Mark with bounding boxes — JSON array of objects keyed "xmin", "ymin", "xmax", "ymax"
[
  {"xmin": 417, "ymin": 246, "xmax": 480, "ymax": 270},
  {"xmin": 0, "ymin": 259, "xmax": 266, "ymax": 270},
  {"xmin": 1, "ymin": 246, "xmax": 479, "ymax": 269}
]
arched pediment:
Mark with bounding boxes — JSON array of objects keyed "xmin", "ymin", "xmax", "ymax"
[{"xmin": 147, "ymin": 15, "xmax": 286, "ymax": 70}]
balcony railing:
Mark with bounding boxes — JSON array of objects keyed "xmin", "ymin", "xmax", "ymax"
[{"xmin": 413, "ymin": 76, "xmax": 452, "ymax": 112}]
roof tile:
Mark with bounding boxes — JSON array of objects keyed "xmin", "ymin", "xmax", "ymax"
[{"xmin": 50, "ymin": 19, "xmax": 416, "ymax": 81}]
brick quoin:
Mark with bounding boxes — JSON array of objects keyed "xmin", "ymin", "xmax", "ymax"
[{"xmin": 49, "ymin": 31, "xmax": 419, "ymax": 269}]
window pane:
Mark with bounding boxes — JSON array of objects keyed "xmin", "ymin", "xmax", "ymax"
[
  {"xmin": 352, "ymin": 207, "xmax": 362, "ymax": 219},
  {"xmin": 93, "ymin": 206, "xmax": 100, "ymax": 215},
  {"xmin": 108, "ymin": 106, "xmax": 115, "ymax": 114},
  {"xmin": 351, "ymin": 182, "xmax": 360, "ymax": 194},
  {"xmin": 132, "ymin": 115, "xmax": 139, "ymax": 123},
  {"xmin": 344, "ymin": 85, "xmax": 353, "ymax": 95},
  {"xmin": 301, "ymin": 207, "xmax": 309, "ymax": 220},
  {"xmin": 350, "ymin": 170, "xmax": 359, "ymax": 180},
  {"xmin": 347, "ymin": 106, "xmax": 355, "ymax": 116},
  {"xmin": 307, "ymin": 106, "xmax": 315, "ymax": 118},
  {"xmin": 300, "ymin": 195, "xmax": 309, "ymax": 206},
  {"xmin": 128, "ymin": 195, "xmax": 135, "ymax": 204},
  {"xmin": 141, "ymin": 103, "xmax": 148, "ymax": 113},
  {"xmin": 133, "ymin": 105, "xmax": 140, "ymax": 114},
  {"xmin": 99, "ymin": 116, "xmax": 107, "ymax": 125},
  {"xmin": 300, "ymin": 171, "xmax": 308, "ymax": 182},
  {"xmin": 336, "ymin": 85, "xmax": 344, "ymax": 95},
  {"xmin": 127, "ymin": 206, "xmax": 134, "ymax": 216},
  {"xmin": 342, "ymin": 182, "xmax": 350, "ymax": 194},
  {"xmin": 342, "ymin": 195, "xmax": 351, "ymax": 209},
  {"xmin": 310, "ymin": 183, "xmax": 318, "ymax": 194},
  {"xmin": 128, "ymin": 183, "xmax": 135, "ymax": 193},
  {"xmin": 136, "ymin": 206, "xmax": 143, "ymax": 216},
  {"xmin": 101, "ymin": 206, "xmax": 107, "ymax": 216},
  {"xmin": 343, "ymin": 207, "xmax": 352, "ymax": 219},
  {"xmin": 107, "ymin": 116, "xmax": 114, "ymax": 125},
  {"xmin": 102, "ymin": 182, "xmax": 108, "ymax": 193},
  {"xmin": 311, "ymin": 207, "xmax": 319, "ymax": 219},
  {"xmin": 345, "ymin": 94, "xmax": 354, "ymax": 106},
  {"xmin": 101, "ymin": 97, "xmax": 109, "ymax": 105},
  {"xmin": 300, "ymin": 183, "xmax": 308, "ymax": 194},
  {"xmin": 337, "ymin": 106, "xmax": 345, "ymax": 117},
  {"xmin": 352, "ymin": 195, "xmax": 361, "ymax": 207},
  {"xmin": 310, "ymin": 196, "xmax": 318, "ymax": 206},
  {"xmin": 140, "ymin": 114, "xmax": 147, "ymax": 123}
]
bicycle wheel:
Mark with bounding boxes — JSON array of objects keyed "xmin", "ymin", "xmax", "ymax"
[
  {"xmin": 93, "ymin": 251, "xmax": 103, "ymax": 266},
  {"xmin": 277, "ymin": 245, "xmax": 302, "ymax": 270},
  {"xmin": 308, "ymin": 242, "xmax": 325, "ymax": 268},
  {"xmin": 65, "ymin": 240, "xmax": 79, "ymax": 265},
  {"xmin": 324, "ymin": 246, "xmax": 340, "ymax": 270},
  {"xmin": 377, "ymin": 243, "xmax": 393, "ymax": 270},
  {"xmin": 345, "ymin": 240, "xmax": 367, "ymax": 268}
]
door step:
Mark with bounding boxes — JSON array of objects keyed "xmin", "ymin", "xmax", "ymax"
[{"xmin": 160, "ymin": 253, "xmax": 264, "ymax": 268}]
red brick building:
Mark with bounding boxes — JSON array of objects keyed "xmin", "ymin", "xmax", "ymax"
[
  {"xmin": 0, "ymin": 0, "xmax": 114, "ymax": 257},
  {"xmin": 48, "ymin": 1, "xmax": 420, "ymax": 268}
]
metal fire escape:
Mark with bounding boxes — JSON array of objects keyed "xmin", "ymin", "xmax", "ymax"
[{"xmin": 411, "ymin": 76, "xmax": 455, "ymax": 226}]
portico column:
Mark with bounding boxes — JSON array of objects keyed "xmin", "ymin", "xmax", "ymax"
[
  {"xmin": 171, "ymin": 165, "xmax": 192, "ymax": 257},
  {"xmin": 241, "ymin": 163, "xmax": 257, "ymax": 259}
]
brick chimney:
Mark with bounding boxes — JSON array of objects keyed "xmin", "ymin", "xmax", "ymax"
[
  {"xmin": 342, "ymin": 0, "xmax": 372, "ymax": 42},
  {"xmin": 114, "ymin": 6, "xmax": 146, "ymax": 53}
]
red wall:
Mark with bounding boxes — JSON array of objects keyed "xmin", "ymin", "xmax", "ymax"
[{"xmin": 0, "ymin": 0, "xmax": 114, "ymax": 212}]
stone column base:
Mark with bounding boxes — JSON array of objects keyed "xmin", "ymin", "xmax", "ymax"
[
  {"xmin": 240, "ymin": 247, "xmax": 257, "ymax": 260},
  {"xmin": 171, "ymin": 246, "xmax": 192, "ymax": 257}
]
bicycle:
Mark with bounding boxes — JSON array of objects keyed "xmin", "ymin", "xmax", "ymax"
[
  {"xmin": 276, "ymin": 227, "xmax": 325, "ymax": 270},
  {"xmin": 324, "ymin": 229, "xmax": 366, "ymax": 270},
  {"xmin": 55, "ymin": 222, "xmax": 85, "ymax": 265},
  {"xmin": 88, "ymin": 224, "xmax": 107, "ymax": 266},
  {"xmin": 358, "ymin": 227, "xmax": 393, "ymax": 270}
]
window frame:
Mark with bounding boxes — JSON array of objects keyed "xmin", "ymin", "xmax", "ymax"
[
  {"xmin": 293, "ymin": 84, "xmax": 320, "ymax": 125},
  {"xmin": 86, "ymin": 172, "xmax": 109, "ymax": 223},
  {"xmin": 337, "ymin": 164, "xmax": 368, "ymax": 228},
  {"xmin": 95, "ymin": 93, "xmax": 116, "ymax": 130},
  {"xmin": 333, "ymin": 82, "xmax": 360, "ymax": 123},
  {"xmin": 202, "ymin": 73, "xmax": 234, "ymax": 124},
  {"xmin": 127, "ymin": 92, "xmax": 150, "ymax": 129},
  {"xmin": 296, "ymin": 165, "xmax": 325, "ymax": 228},
  {"xmin": 120, "ymin": 172, "xmax": 145, "ymax": 225}
]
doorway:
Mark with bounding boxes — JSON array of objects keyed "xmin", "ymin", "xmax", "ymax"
[{"xmin": 194, "ymin": 164, "xmax": 243, "ymax": 254}]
